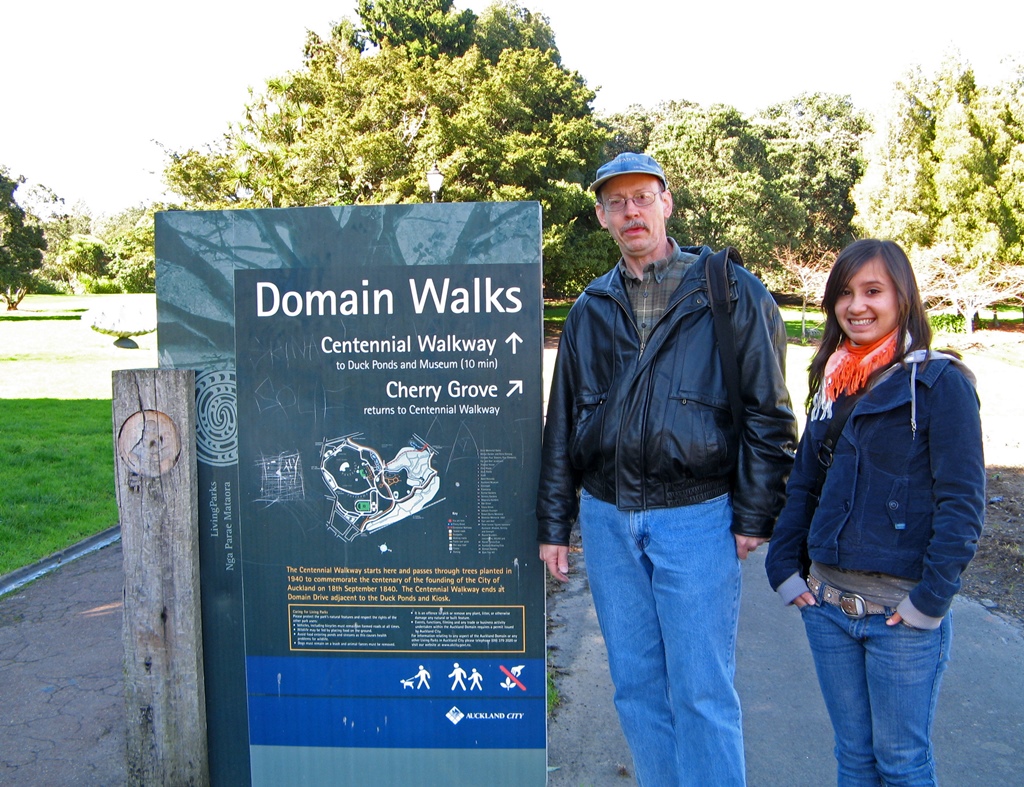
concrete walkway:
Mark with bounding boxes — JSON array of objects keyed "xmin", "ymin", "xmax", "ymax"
[
  {"xmin": 2, "ymin": 536, "xmax": 1022, "ymax": 785},
  {"xmin": 0, "ymin": 540, "xmax": 126, "ymax": 786}
]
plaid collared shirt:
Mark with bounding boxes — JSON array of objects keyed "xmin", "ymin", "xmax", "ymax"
[{"xmin": 618, "ymin": 239, "xmax": 700, "ymax": 346}]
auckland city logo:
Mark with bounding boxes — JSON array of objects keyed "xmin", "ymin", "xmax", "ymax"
[{"xmin": 446, "ymin": 707, "xmax": 465, "ymax": 725}]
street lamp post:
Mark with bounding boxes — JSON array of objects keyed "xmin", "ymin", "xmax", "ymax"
[{"xmin": 426, "ymin": 164, "xmax": 444, "ymax": 203}]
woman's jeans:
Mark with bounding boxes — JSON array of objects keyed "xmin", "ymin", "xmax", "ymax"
[
  {"xmin": 801, "ymin": 601, "xmax": 951, "ymax": 787},
  {"xmin": 579, "ymin": 490, "xmax": 745, "ymax": 787}
]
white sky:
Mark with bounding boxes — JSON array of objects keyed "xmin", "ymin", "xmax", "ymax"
[{"xmin": 3, "ymin": 0, "xmax": 1020, "ymax": 216}]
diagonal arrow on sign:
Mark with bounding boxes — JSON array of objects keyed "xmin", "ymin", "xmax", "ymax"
[{"xmin": 506, "ymin": 380, "xmax": 523, "ymax": 397}]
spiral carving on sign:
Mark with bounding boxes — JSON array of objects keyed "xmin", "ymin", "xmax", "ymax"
[{"xmin": 196, "ymin": 369, "xmax": 238, "ymax": 466}]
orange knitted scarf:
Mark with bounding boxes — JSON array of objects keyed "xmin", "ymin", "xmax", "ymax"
[{"xmin": 810, "ymin": 329, "xmax": 899, "ymax": 420}]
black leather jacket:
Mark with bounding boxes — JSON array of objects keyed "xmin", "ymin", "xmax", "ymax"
[{"xmin": 537, "ymin": 244, "xmax": 797, "ymax": 544}]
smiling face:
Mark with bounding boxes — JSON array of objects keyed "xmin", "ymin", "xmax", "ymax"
[
  {"xmin": 835, "ymin": 257, "xmax": 901, "ymax": 346},
  {"xmin": 595, "ymin": 173, "xmax": 673, "ymax": 276}
]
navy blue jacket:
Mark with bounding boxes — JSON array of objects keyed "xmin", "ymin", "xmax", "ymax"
[{"xmin": 765, "ymin": 352, "xmax": 985, "ymax": 619}]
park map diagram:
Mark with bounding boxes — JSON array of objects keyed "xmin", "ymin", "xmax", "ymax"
[{"xmin": 319, "ymin": 433, "xmax": 441, "ymax": 542}]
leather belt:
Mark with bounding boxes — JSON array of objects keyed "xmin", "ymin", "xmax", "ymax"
[{"xmin": 807, "ymin": 575, "xmax": 888, "ymax": 619}]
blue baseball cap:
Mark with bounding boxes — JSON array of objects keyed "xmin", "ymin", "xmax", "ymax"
[{"xmin": 589, "ymin": 152, "xmax": 668, "ymax": 194}]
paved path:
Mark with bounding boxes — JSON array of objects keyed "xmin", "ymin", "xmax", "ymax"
[
  {"xmin": 0, "ymin": 542, "xmax": 125, "ymax": 786},
  {"xmin": 546, "ymin": 546, "xmax": 1024, "ymax": 785},
  {"xmin": 2, "ymin": 537, "xmax": 1022, "ymax": 786}
]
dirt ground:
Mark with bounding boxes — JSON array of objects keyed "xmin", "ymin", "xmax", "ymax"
[
  {"xmin": 965, "ymin": 468, "xmax": 1024, "ymax": 622},
  {"xmin": 941, "ymin": 326, "xmax": 1024, "ymax": 625}
]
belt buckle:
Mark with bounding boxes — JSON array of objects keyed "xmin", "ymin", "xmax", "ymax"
[{"xmin": 839, "ymin": 592, "xmax": 867, "ymax": 619}]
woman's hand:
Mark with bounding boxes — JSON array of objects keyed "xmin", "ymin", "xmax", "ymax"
[
  {"xmin": 792, "ymin": 591, "xmax": 817, "ymax": 608},
  {"xmin": 886, "ymin": 610, "xmax": 904, "ymax": 626}
]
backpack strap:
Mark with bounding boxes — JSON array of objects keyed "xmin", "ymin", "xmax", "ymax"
[
  {"xmin": 805, "ymin": 392, "xmax": 862, "ymax": 519},
  {"xmin": 706, "ymin": 247, "xmax": 744, "ymax": 431}
]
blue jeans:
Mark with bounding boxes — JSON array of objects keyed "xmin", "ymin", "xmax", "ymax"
[
  {"xmin": 801, "ymin": 601, "xmax": 951, "ymax": 786},
  {"xmin": 579, "ymin": 490, "xmax": 744, "ymax": 787}
]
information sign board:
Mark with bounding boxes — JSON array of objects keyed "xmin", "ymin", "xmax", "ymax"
[{"xmin": 155, "ymin": 203, "xmax": 545, "ymax": 785}]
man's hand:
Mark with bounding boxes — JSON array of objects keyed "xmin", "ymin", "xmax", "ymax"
[
  {"xmin": 540, "ymin": 544, "xmax": 570, "ymax": 583},
  {"xmin": 734, "ymin": 535, "xmax": 766, "ymax": 560}
]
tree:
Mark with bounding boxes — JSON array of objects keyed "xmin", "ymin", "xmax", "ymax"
[
  {"xmin": 998, "ymin": 263, "xmax": 1024, "ymax": 321},
  {"xmin": 474, "ymin": 1, "xmax": 558, "ymax": 65},
  {"xmin": 599, "ymin": 104, "xmax": 662, "ymax": 160},
  {"xmin": 356, "ymin": 0, "xmax": 476, "ymax": 58},
  {"xmin": 754, "ymin": 93, "xmax": 869, "ymax": 255},
  {"xmin": 649, "ymin": 102, "xmax": 804, "ymax": 275},
  {"xmin": 33, "ymin": 201, "xmax": 93, "ymax": 292},
  {"xmin": 63, "ymin": 234, "xmax": 106, "ymax": 276},
  {"xmin": 774, "ymin": 245, "xmax": 831, "ymax": 341},
  {"xmin": 0, "ymin": 166, "xmax": 47, "ymax": 310},
  {"xmin": 987, "ymin": 61, "xmax": 1024, "ymax": 266},
  {"xmin": 162, "ymin": 2, "xmax": 608, "ymax": 297},
  {"xmin": 913, "ymin": 243, "xmax": 1011, "ymax": 334},
  {"xmin": 161, "ymin": 142, "xmax": 241, "ymax": 210},
  {"xmin": 96, "ymin": 206, "xmax": 157, "ymax": 293},
  {"xmin": 855, "ymin": 54, "xmax": 1024, "ymax": 324}
]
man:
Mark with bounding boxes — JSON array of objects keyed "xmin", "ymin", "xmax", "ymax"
[{"xmin": 537, "ymin": 152, "xmax": 797, "ymax": 786}]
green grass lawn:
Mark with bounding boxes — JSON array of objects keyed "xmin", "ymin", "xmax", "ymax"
[
  {"xmin": 0, "ymin": 294, "xmax": 157, "ymax": 400},
  {"xmin": 779, "ymin": 305, "xmax": 824, "ymax": 342},
  {"xmin": 0, "ymin": 399, "xmax": 118, "ymax": 575},
  {"xmin": 0, "ymin": 294, "xmax": 157, "ymax": 577}
]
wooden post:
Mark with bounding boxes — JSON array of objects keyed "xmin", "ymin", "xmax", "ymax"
[{"xmin": 113, "ymin": 369, "xmax": 209, "ymax": 786}]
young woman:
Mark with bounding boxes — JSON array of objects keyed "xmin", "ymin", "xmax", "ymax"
[{"xmin": 765, "ymin": 238, "xmax": 985, "ymax": 786}]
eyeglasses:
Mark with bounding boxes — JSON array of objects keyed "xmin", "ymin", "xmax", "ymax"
[{"xmin": 601, "ymin": 191, "xmax": 662, "ymax": 212}]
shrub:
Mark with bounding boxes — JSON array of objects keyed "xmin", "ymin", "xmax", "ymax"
[
  {"xmin": 78, "ymin": 274, "xmax": 123, "ymax": 294},
  {"xmin": 109, "ymin": 252, "xmax": 155, "ymax": 293},
  {"xmin": 930, "ymin": 313, "xmax": 966, "ymax": 334},
  {"xmin": 62, "ymin": 234, "xmax": 108, "ymax": 277},
  {"xmin": 29, "ymin": 271, "xmax": 70, "ymax": 294}
]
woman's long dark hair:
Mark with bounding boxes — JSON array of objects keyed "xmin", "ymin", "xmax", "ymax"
[{"xmin": 807, "ymin": 239, "xmax": 932, "ymax": 409}]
